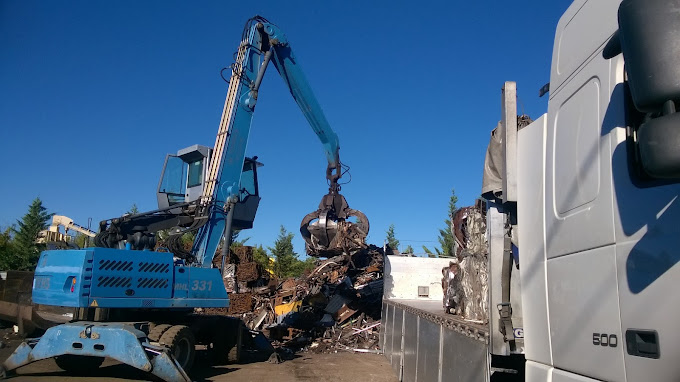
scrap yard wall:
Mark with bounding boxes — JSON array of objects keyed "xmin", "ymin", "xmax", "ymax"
[{"xmin": 380, "ymin": 256, "xmax": 489, "ymax": 382}]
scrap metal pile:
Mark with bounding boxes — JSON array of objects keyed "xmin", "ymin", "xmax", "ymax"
[{"xmin": 202, "ymin": 245, "xmax": 384, "ymax": 354}]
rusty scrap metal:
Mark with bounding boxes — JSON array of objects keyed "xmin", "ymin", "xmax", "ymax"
[
  {"xmin": 233, "ymin": 246, "xmax": 254, "ymax": 263},
  {"xmin": 236, "ymin": 262, "xmax": 260, "ymax": 282},
  {"xmin": 228, "ymin": 293, "xmax": 254, "ymax": 314},
  {"xmin": 198, "ymin": 244, "xmax": 385, "ymax": 355}
]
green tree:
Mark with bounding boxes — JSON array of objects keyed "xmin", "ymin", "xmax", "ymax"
[
  {"xmin": 230, "ymin": 230, "xmax": 250, "ymax": 248},
  {"xmin": 385, "ymin": 224, "xmax": 400, "ymax": 251},
  {"xmin": 422, "ymin": 246, "xmax": 436, "ymax": 258},
  {"xmin": 292, "ymin": 256, "xmax": 316, "ymax": 276},
  {"xmin": 269, "ymin": 226, "xmax": 301, "ymax": 278},
  {"xmin": 12, "ymin": 198, "xmax": 52, "ymax": 270},
  {"xmin": 421, "ymin": 188, "xmax": 458, "ymax": 257},
  {"xmin": 126, "ymin": 204, "xmax": 139, "ymax": 215},
  {"xmin": 404, "ymin": 245, "xmax": 414, "ymax": 255},
  {"xmin": 74, "ymin": 233, "xmax": 94, "ymax": 249},
  {"xmin": 436, "ymin": 188, "xmax": 458, "ymax": 258},
  {"xmin": 181, "ymin": 231, "xmax": 196, "ymax": 251},
  {"xmin": 0, "ymin": 226, "xmax": 17, "ymax": 270},
  {"xmin": 252, "ymin": 245, "xmax": 271, "ymax": 270}
]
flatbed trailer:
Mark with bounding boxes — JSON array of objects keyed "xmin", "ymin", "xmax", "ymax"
[
  {"xmin": 380, "ymin": 255, "xmax": 493, "ymax": 382},
  {"xmin": 381, "ymin": 298, "xmax": 489, "ymax": 382}
]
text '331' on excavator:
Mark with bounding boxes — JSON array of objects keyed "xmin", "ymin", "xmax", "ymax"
[{"xmin": 1, "ymin": 16, "xmax": 368, "ymax": 381}]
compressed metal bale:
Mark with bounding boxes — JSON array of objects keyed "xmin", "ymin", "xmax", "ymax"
[
  {"xmin": 233, "ymin": 246, "xmax": 254, "ymax": 263},
  {"xmin": 236, "ymin": 262, "xmax": 260, "ymax": 282},
  {"xmin": 452, "ymin": 205, "xmax": 489, "ymax": 322},
  {"xmin": 228, "ymin": 293, "xmax": 254, "ymax": 314}
]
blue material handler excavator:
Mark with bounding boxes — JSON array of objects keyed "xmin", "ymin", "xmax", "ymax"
[{"xmin": 1, "ymin": 16, "xmax": 369, "ymax": 381}]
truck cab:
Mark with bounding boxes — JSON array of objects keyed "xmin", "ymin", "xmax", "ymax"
[{"xmin": 518, "ymin": 0, "xmax": 680, "ymax": 380}]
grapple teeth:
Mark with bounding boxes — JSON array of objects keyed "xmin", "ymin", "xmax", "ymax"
[{"xmin": 300, "ymin": 192, "xmax": 369, "ymax": 257}]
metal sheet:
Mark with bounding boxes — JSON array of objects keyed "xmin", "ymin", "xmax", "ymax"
[
  {"xmin": 383, "ymin": 303, "xmax": 393, "ymax": 363},
  {"xmin": 385, "ymin": 307, "xmax": 395, "ymax": 364},
  {"xmin": 441, "ymin": 327, "xmax": 488, "ymax": 381},
  {"xmin": 392, "ymin": 307, "xmax": 404, "ymax": 377},
  {"xmin": 91, "ymin": 250, "xmax": 173, "ymax": 299},
  {"xmin": 547, "ymin": 247, "xmax": 624, "ymax": 382},
  {"xmin": 517, "ymin": 114, "xmax": 552, "ymax": 365},
  {"xmin": 379, "ymin": 302, "xmax": 388, "ymax": 351},
  {"xmin": 501, "ymin": 81, "xmax": 518, "ymax": 202},
  {"xmin": 384, "ymin": 299, "xmax": 488, "ymax": 341},
  {"xmin": 416, "ymin": 319, "xmax": 441, "ymax": 382},
  {"xmin": 402, "ymin": 312, "xmax": 418, "ymax": 382},
  {"xmin": 383, "ymin": 300, "xmax": 490, "ymax": 382}
]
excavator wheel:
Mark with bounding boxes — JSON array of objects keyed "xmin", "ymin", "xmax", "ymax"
[
  {"xmin": 159, "ymin": 325, "xmax": 196, "ymax": 373},
  {"xmin": 209, "ymin": 321, "xmax": 243, "ymax": 365},
  {"xmin": 148, "ymin": 323, "xmax": 172, "ymax": 342}
]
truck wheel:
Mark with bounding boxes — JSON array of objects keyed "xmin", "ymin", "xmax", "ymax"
[
  {"xmin": 159, "ymin": 325, "xmax": 195, "ymax": 372},
  {"xmin": 55, "ymin": 355, "xmax": 104, "ymax": 373},
  {"xmin": 148, "ymin": 323, "xmax": 172, "ymax": 342}
]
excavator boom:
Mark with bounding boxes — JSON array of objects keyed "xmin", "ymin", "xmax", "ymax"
[
  {"xmin": 191, "ymin": 16, "xmax": 368, "ymax": 264},
  {"xmin": 93, "ymin": 16, "xmax": 368, "ymax": 263}
]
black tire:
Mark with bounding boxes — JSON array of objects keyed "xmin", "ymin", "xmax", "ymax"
[
  {"xmin": 148, "ymin": 323, "xmax": 172, "ymax": 342},
  {"xmin": 209, "ymin": 341, "xmax": 231, "ymax": 365},
  {"xmin": 210, "ymin": 337, "xmax": 240, "ymax": 365},
  {"xmin": 229, "ymin": 323, "xmax": 243, "ymax": 363},
  {"xmin": 207, "ymin": 320, "xmax": 242, "ymax": 365},
  {"xmin": 159, "ymin": 325, "xmax": 195, "ymax": 372},
  {"xmin": 54, "ymin": 355, "xmax": 104, "ymax": 373}
]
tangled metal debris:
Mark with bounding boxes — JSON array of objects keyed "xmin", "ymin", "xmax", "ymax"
[
  {"xmin": 200, "ymin": 245, "xmax": 384, "ymax": 355},
  {"xmin": 450, "ymin": 200, "xmax": 489, "ymax": 323}
]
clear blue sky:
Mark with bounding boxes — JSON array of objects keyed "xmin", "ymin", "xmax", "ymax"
[{"xmin": 0, "ymin": 0, "xmax": 571, "ymax": 257}]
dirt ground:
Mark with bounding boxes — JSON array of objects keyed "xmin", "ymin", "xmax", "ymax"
[
  {"xmin": 0, "ymin": 330, "xmax": 397, "ymax": 382},
  {"xmin": 3, "ymin": 353, "xmax": 396, "ymax": 382}
]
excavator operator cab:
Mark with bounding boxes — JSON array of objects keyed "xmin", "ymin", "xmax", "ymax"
[
  {"xmin": 157, "ymin": 145, "xmax": 212, "ymax": 209},
  {"xmin": 157, "ymin": 145, "xmax": 262, "ymax": 228},
  {"xmin": 232, "ymin": 157, "xmax": 262, "ymax": 230}
]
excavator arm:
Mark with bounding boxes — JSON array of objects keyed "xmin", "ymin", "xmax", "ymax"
[
  {"xmin": 191, "ymin": 16, "xmax": 368, "ymax": 266},
  {"xmin": 94, "ymin": 16, "xmax": 368, "ymax": 264}
]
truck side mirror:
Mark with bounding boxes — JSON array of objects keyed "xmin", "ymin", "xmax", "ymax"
[{"xmin": 619, "ymin": 0, "xmax": 680, "ymax": 178}]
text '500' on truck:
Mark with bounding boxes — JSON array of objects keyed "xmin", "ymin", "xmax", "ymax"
[{"xmin": 380, "ymin": 0, "xmax": 680, "ymax": 381}]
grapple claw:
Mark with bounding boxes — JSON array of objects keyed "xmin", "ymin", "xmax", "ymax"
[{"xmin": 300, "ymin": 191, "xmax": 369, "ymax": 257}]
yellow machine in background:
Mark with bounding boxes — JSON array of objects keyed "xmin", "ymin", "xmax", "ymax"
[{"xmin": 36, "ymin": 215, "xmax": 95, "ymax": 249}]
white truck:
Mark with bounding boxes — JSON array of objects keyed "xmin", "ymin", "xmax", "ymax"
[{"xmin": 381, "ymin": 0, "xmax": 680, "ymax": 381}]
